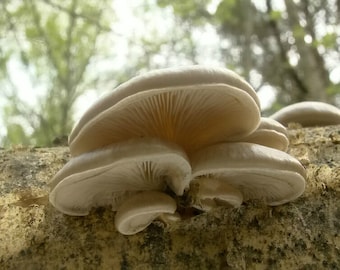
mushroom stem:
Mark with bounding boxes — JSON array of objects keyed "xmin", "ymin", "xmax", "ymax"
[{"xmin": 190, "ymin": 178, "xmax": 243, "ymax": 211}]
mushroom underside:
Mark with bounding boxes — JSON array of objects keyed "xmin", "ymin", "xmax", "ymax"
[
  {"xmin": 191, "ymin": 142, "xmax": 306, "ymax": 178},
  {"xmin": 190, "ymin": 142, "xmax": 306, "ymax": 208},
  {"xmin": 114, "ymin": 190, "xmax": 177, "ymax": 235},
  {"xmin": 49, "ymin": 139, "xmax": 191, "ymax": 216},
  {"xmin": 50, "ymin": 138, "xmax": 190, "ymax": 190},
  {"xmin": 70, "ymin": 84, "xmax": 260, "ymax": 156},
  {"xmin": 191, "ymin": 169, "xmax": 305, "ymax": 206},
  {"xmin": 69, "ymin": 65, "xmax": 260, "ymax": 144}
]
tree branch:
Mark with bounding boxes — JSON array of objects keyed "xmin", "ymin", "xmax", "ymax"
[
  {"xmin": 26, "ymin": 0, "xmax": 68, "ymax": 88},
  {"xmin": 266, "ymin": 0, "xmax": 309, "ymax": 97},
  {"xmin": 42, "ymin": 0, "xmax": 111, "ymax": 32}
]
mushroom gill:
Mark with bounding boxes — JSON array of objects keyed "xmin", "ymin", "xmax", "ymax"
[
  {"xmin": 49, "ymin": 138, "xmax": 191, "ymax": 216},
  {"xmin": 189, "ymin": 142, "xmax": 306, "ymax": 208},
  {"xmin": 69, "ymin": 65, "xmax": 260, "ymax": 144},
  {"xmin": 114, "ymin": 191, "xmax": 178, "ymax": 235},
  {"xmin": 69, "ymin": 84, "xmax": 260, "ymax": 156}
]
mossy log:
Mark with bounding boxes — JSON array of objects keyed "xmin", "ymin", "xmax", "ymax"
[{"xmin": 0, "ymin": 125, "xmax": 340, "ymax": 269}]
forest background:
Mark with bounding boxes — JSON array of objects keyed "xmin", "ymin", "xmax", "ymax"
[{"xmin": 0, "ymin": 0, "xmax": 339, "ymax": 147}]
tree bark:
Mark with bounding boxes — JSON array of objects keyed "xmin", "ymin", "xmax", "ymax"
[{"xmin": 1, "ymin": 125, "xmax": 340, "ymax": 269}]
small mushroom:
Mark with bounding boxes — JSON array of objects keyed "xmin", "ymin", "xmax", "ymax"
[
  {"xmin": 114, "ymin": 190, "xmax": 177, "ymax": 235},
  {"xmin": 236, "ymin": 117, "xmax": 289, "ymax": 151},
  {"xmin": 69, "ymin": 65, "xmax": 261, "ymax": 145},
  {"xmin": 189, "ymin": 142, "xmax": 306, "ymax": 208},
  {"xmin": 49, "ymin": 138, "xmax": 191, "ymax": 216},
  {"xmin": 270, "ymin": 101, "xmax": 340, "ymax": 127},
  {"xmin": 68, "ymin": 66, "xmax": 261, "ymax": 156}
]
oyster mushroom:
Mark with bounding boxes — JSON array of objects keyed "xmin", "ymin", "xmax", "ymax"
[
  {"xmin": 49, "ymin": 138, "xmax": 191, "ymax": 216},
  {"xmin": 189, "ymin": 142, "xmax": 306, "ymax": 209},
  {"xmin": 270, "ymin": 101, "xmax": 340, "ymax": 127},
  {"xmin": 114, "ymin": 190, "xmax": 177, "ymax": 235},
  {"xmin": 68, "ymin": 66, "xmax": 261, "ymax": 156},
  {"xmin": 69, "ymin": 65, "xmax": 261, "ymax": 145},
  {"xmin": 237, "ymin": 117, "xmax": 289, "ymax": 151}
]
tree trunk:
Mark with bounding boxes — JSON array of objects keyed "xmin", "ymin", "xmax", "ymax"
[
  {"xmin": 284, "ymin": 0, "xmax": 331, "ymax": 102},
  {"xmin": 1, "ymin": 125, "xmax": 340, "ymax": 269}
]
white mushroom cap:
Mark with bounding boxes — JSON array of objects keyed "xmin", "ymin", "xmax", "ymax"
[
  {"xmin": 69, "ymin": 83, "xmax": 260, "ymax": 156},
  {"xmin": 114, "ymin": 191, "xmax": 177, "ymax": 235},
  {"xmin": 69, "ymin": 65, "xmax": 261, "ymax": 145},
  {"xmin": 237, "ymin": 117, "xmax": 289, "ymax": 151},
  {"xmin": 190, "ymin": 177, "xmax": 243, "ymax": 211},
  {"xmin": 191, "ymin": 142, "xmax": 306, "ymax": 206},
  {"xmin": 270, "ymin": 101, "xmax": 340, "ymax": 127},
  {"xmin": 49, "ymin": 138, "xmax": 191, "ymax": 216}
]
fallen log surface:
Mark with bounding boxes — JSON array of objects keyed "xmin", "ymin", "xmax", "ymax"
[{"xmin": 0, "ymin": 125, "xmax": 339, "ymax": 269}]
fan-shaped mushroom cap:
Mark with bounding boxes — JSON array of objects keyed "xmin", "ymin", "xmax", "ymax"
[
  {"xmin": 69, "ymin": 83, "xmax": 260, "ymax": 156},
  {"xmin": 190, "ymin": 177, "xmax": 243, "ymax": 211},
  {"xmin": 270, "ymin": 101, "xmax": 340, "ymax": 127},
  {"xmin": 49, "ymin": 138, "xmax": 191, "ymax": 216},
  {"xmin": 69, "ymin": 66, "xmax": 261, "ymax": 145},
  {"xmin": 114, "ymin": 191, "xmax": 177, "ymax": 235},
  {"xmin": 237, "ymin": 117, "xmax": 289, "ymax": 151},
  {"xmin": 191, "ymin": 142, "xmax": 306, "ymax": 206}
]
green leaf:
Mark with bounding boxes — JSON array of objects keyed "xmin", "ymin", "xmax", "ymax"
[
  {"xmin": 292, "ymin": 25, "xmax": 305, "ymax": 39},
  {"xmin": 269, "ymin": 10, "xmax": 282, "ymax": 21},
  {"xmin": 326, "ymin": 84, "xmax": 340, "ymax": 96},
  {"xmin": 4, "ymin": 123, "xmax": 31, "ymax": 147},
  {"xmin": 319, "ymin": 33, "xmax": 337, "ymax": 49},
  {"xmin": 216, "ymin": 0, "xmax": 237, "ymax": 22}
]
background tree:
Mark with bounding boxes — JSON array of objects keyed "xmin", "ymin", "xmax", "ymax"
[
  {"xmin": 0, "ymin": 0, "xmax": 112, "ymax": 146},
  {"xmin": 1, "ymin": 0, "xmax": 339, "ymax": 147},
  {"xmin": 157, "ymin": 0, "xmax": 340, "ymax": 112},
  {"xmin": 0, "ymin": 0, "xmax": 200, "ymax": 147}
]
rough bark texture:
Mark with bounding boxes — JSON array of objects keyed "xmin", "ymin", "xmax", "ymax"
[{"xmin": 0, "ymin": 125, "xmax": 340, "ymax": 269}]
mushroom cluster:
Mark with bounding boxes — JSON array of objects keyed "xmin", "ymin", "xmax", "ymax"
[{"xmin": 49, "ymin": 66, "xmax": 306, "ymax": 235}]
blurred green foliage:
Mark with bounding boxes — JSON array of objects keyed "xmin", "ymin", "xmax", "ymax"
[
  {"xmin": 1, "ymin": 0, "xmax": 112, "ymax": 147},
  {"xmin": 0, "ymin": 0, "xmax": 339, "ymax": 147}
]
